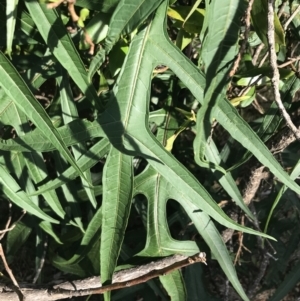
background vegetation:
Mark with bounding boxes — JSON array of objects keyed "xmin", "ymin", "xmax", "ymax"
[{"xmin": 1, "ymin": 0, "xmax": 300, "ymax": 300}]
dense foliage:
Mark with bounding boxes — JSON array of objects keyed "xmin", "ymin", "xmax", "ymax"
[{"xmin": 1, "ymin": 0, "xmax": 300, "ymax": 300}]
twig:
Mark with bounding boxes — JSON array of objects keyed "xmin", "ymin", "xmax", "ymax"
[
  {"xmin": 278, "ymin": 56, "xmax": 300, "ymax": 68},
  {"xmin": 267, "ymin": 0, "xmax": 300, "ymax": 140},
  {"xmin": 0, "ymin": 202, "xmax": 12, "ymax": 240},
  {"xmin": 258, "ymin": 51, "xmax": 269, "ymax": 67},
  {"xmin": 247, "ymin": 251, "xmax": 271, "ymax": 299},
  {"xmin": 283, "ymin": 4, "xmax": 300, "ymax": 31},
  {"xmin": 277, "ymin": 0, "xmax": 288, "ymax": 18},
  {"xmin": 252, "ymin": 44, "xmax": 265, "ymax": 66},
  {"xmin": 291, "ymin": 41, "xmax": 300, "ymax": 57},
  {"xmin": 243, "ymin": 166, "xmax": 267, "ymax": 206},
  {"xmin": 0, "ymin": 244, "xmax": 24, "ymax": 301},
  {"xmin": 234, "ymin": 216, "xmax": 251, "ymax": 265},
  {"xmin": 0, "ymin": 205, "xmax": 27, "ymax": 300},
  {"xmin": 229, "ymin": 0, "xmax": 255, "ymax": 77},
  {"xmin": 221, "ymin": 118, "xmax": 300, "ymax": 245},
  {"xmin": 253, "ymin": 0, "xmax": 288, "ymax": 67},
  {"xmin": 268, "ymin": 121, "xmax": 300, "ymax": 154},
  {"xmin": 66, "ymin": 0, "xmax": 79, "ymax": 22},
  {"xmin": 46, "ymin": 0, "xmax": 65, "ymax": 9},
  {"xmin": 153, "ymin": 66, "xmax": 169, "ymax": 74},
  {"xmin": 222, "ymin": 212, "xmax": 238, "ymax": 243},
  {"xmin": 0, "ymin": 252, "xmax": 206, "ymax": 301},
  {"xmin": 0, "ymin": 244, "xmax": 19, "ymax": 289},
  {"xmin": 57, "ymin": 252, "xmax": 207, "ymax": 296},
  {"xmin": 83, "ymin": 30, "xmax": 95, "ymax": 55},
  {"xmin": 32, "ymin": 237, "xmax": 48, "ymax": 284},
  {"xmin": 224, "ymin": 278, "xmax": 230, "ymax": 301},
  {"xmin": 0, "ymin": 210, "xmax": 26, "ymax": 240}
]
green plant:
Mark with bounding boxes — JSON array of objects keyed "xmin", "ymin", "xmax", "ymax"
[{"xmin": 1, "ymin": 0, "xmax": 300, "ymax": 300}]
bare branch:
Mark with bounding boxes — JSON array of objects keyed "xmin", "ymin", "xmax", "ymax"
[
  {"xmin": 283, "ymin": 4, "xmax": 300, "ymax": 31},
  {"xmin": 0, "ymin": 209, "xmax": 26, "ymax": 240},
  {"xmin": 230, "ymin": 0, "xmax": 255, "ymax": 77},
  {"xmin": 0, "ymin": 244, "xmax": 24, "ymax": 301},
  {"xmin": 32, "ymin": 237, "xmax": 48, "ymax": 284},
  {"xmin": 267, "ymin": 0, "xmax": 300, "ymax": 140},
  {"xmin": 247, "ymin": 251, "xmax": 272, "ymax": 299},
  {"xmin": 252, "ymin": 43, "xmax": 265, "ymax": 66},
  {"xmin": 0, "ymin": 252, "xmax": 206, "ymax": 301}
]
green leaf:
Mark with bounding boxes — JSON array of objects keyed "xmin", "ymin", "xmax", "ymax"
[
  {"xmin": 88, "ymin": 47, "xmax": 106, "ymax": 80},
  {"xmin": 134, "ymin": 92, "xmax": 198, "ymax": 258},
  {"xmin": 264, "ymin": 159, "xmax": 300, "ymax": 235},
  {"xmin": 39, "ymin": 221, "xmax": 63, "ymax": 244},
  {"xmin": 175, "ymin": 28, "xmax": 192, "ymax": 50},
  {"xmin": 89, "ymin": 0, "xmax": 163, "ymax": 77},
  {"xmin": 185, "ymin": 263, "xmax": 210, "ymax": 300},
  {"xmin": 98, "ymin": 1, "xmax": 275, "ymax": 238},
  {"xmin": 80, "ymin": 12, "xmax": 109, "ymax": 49},
  {"xmin": 25, "ymin": 0, "xmax": 104, "ymax": 112},
  {"xmin": 228, "ymin": 75, "xmax": 299, "ymax": 171},
  {"xmin": 184, "ymin": 205, "xmax": 250, "ymax": 301},
  {"xmin": 268, "ymin": 261, "xmax": 300, "ymax": 301},
  {"xmin": 109, "ymin": 39, "xmax": 129, "ymax": 77},
  {"xmin": 6, "ymin": 221, "xmax": 32, "ymax": 259},
  {"xmin": 6, "ymin": 0, "xmax": 19, "ymax": 58},
  {"xmin": 75, "ymin": 0, "xmax": 119, "ymax": 13},
  {"xmin": 53, "ymin": 207, "xmax": 102, "ymax": 266},
  {"xmin": 193, "ymin": 0, "xmax": 244, "ymax": 173},
  {"xmin": 5, "ymin": 103, "xmax": 66, "ymax": 220},
  {"xmin": 251, "ymin": 0, "xmax": 285, "ymax": 46},
  {"xmin": 100, "ymin": 147, "xmax": 133, "ymax": 290},
  {"xmin": 167, "ymin": 6, "xmax": 205, "ymax": 33},
  {"xmin": 52, "ymin": 151, "xmax": 85, "ymax": 231},
  {"xmin": 104, "ymin": 0, "xmax": 164, "ymax": 52},
  {"xmin": 143, "ymin": 1, "xmax": 300, "ymax": 196},
  {"xmin": 78, "ymin": 8, "xmax": 90, "ymax": 28},
  {"xmin": 32, "ymin": 138, "xmax": 110, "ymax": 195},
  {"xmin": 0, "ymin": 51, "xmax": 90, "ymax": 187},
  {"xmin": 134, "ymin": 165, "xmax": 199, "ymax": 256},
  {"xmin": 182, "ymin": 0, "xmax": 203, "ymax": 27},
  {"xmin": 236, "ymin": 66, "xmax": 293, "ymax": 80},
  {"xmin": 0, "ymin": 164, "xmax": 58, "ymax": 223},
  {"xmin": 19, "ymin": 10, "xmax": 44, "ymax": 43},
  {"xmin": 204, "ymin": 140, "xmax": 255, "ymax": 220},
  {"xmin": 159, "ymin": 271, "xmax": 186, "ymax": 301},
  {"xmin": 0, "ymin": 117, "xmax": 106, "ymax": 152},
  {"xmin": 213, "ymin": 100, "xmax": 300, "ymax": 194},
  {"xmin": 58, "ymin": 67, "xmax": 97, "ymax": 208}
]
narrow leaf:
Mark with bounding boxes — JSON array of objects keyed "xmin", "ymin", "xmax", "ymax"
[
  {"xmin": 0, "ymin": 164, "xmax": 58, "ymax": 223},
  {"xmin": 25, "ymin": 0, "xmax": 104, "ymax": 111},
  {"xmin": 0, "ymin": 51, "xmax": 90, "ymax": 185},
  {"xmin": 159, "ymin": 271, "xmax": 186, "ymax": 301},
  {"xmin": 101, "ymin": 147, "xmax": 133, "ymax": 289},
  {"xmin": 6, "ymin": 0, "xmax": 19, "ymax": 58},
  {"xmin": 184, "ymin": 204, "xmax": 250, "ymax": 301},
  {"xmin": 104, "ymin": 0, "xmax": 163, "ymax": 52},
  {"xmin": 146, "ymin": 2, "xmax": 300, "ymax": 195}
]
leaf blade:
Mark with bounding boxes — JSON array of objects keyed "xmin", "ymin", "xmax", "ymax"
[{"xmin": 0, "ymin": 51, "xmax": 89, "ymax": 184}]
